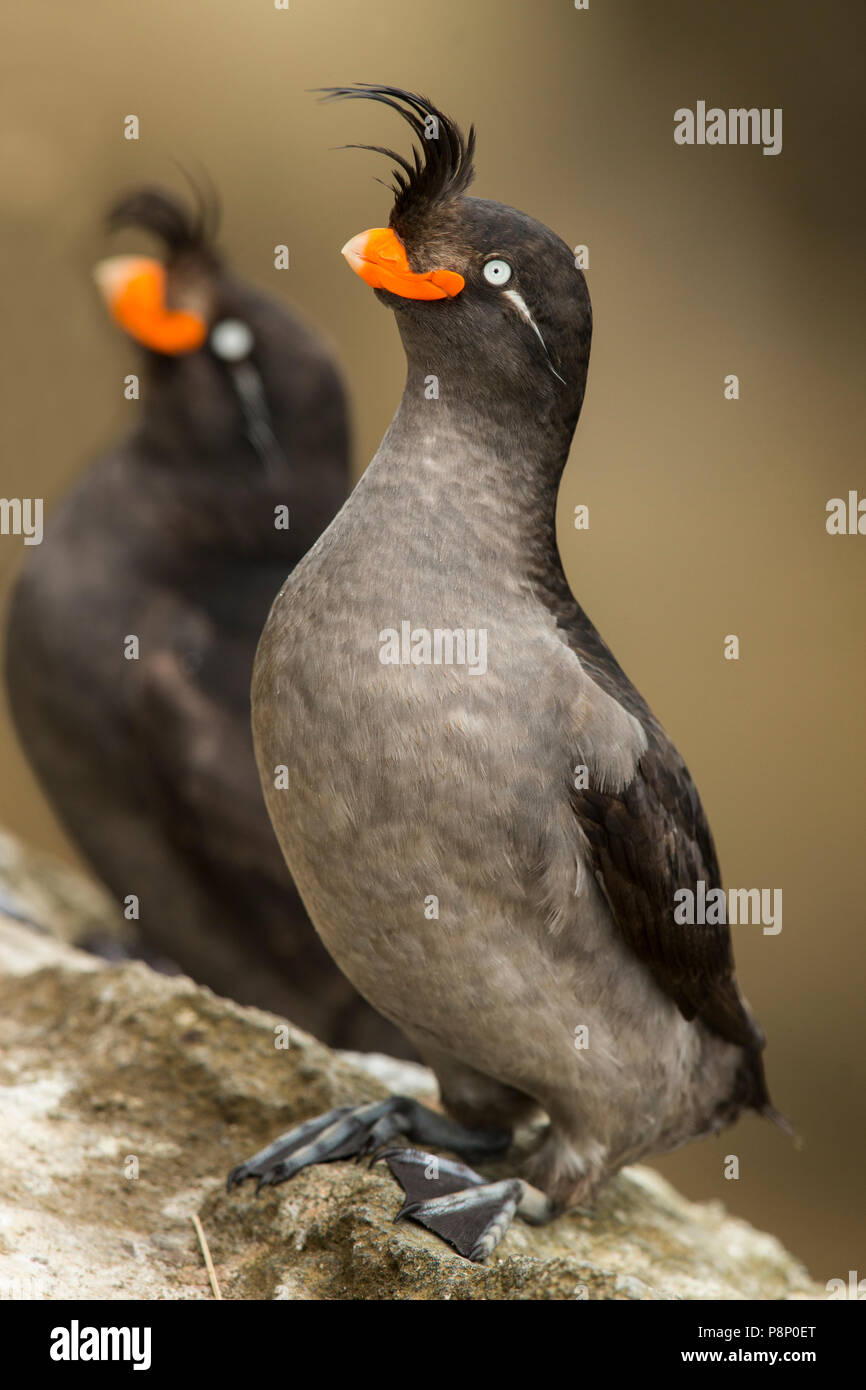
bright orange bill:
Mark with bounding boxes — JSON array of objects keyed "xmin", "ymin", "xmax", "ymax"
[
  {"xmin": 93, "ymin": 256, "xmax": 208, "ymax": 354},
  {"xmin": 341, "ymin": 227, "xmax": 464, "ymax": 301}
]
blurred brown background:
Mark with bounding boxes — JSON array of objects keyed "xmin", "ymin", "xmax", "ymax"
[{"xmin": 1, "ymin": 0, "xmax": 863, "ymax": 1284}]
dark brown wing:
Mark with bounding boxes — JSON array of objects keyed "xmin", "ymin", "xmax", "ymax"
[
  {"xmin": 572, "ymin": 731, "xmax": 762, "ymax": 1049},
  {"xmin": 554, "ymin": 600, "xmax": 764, "ymax": 1053}
]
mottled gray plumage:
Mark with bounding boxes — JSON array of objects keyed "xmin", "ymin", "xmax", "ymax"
[{"xmin": 237, "ymin": 88, "xmax": 783, "ymax": 1252}]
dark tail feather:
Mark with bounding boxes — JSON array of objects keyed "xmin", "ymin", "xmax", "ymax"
[
  {"xmin": 742, "ymin": 1047, "xmax": 798, "ymax": 1141},
  {"xmin": 762, "ymin": 1102, "xmax": 797, "ymax": 1140}
]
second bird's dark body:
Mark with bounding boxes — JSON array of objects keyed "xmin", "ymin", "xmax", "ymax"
[{"xmin": 4, "ymin": 188, "xmax": 409, "ymax": 1054}]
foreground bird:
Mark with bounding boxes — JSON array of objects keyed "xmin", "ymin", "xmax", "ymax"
[
  {"xmin": 5, "ymin": 184, "xmax": 408, "ymax": 1053},
  {"xmin": 228, "ymin": 87, "xmax": 785, "ymax": 1260}
]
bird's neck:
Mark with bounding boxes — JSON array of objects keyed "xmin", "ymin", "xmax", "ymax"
[
  {"xmin": 127, "ymin": 359, "xmax": 344, "ymax": 565},
  {"xmin": 361, "ymin": 360, "xmax": 583, "ymax": 593},
  {"xmin": 135, "ymin": 356, "xmax": 246, "ymax": 464}
]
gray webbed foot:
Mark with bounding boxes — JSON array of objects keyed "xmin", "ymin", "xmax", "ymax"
[
  {"xmin": 226, "ymin": 1095, "xmax": 511, "ymax": 1194},
  {"xmin": 380, "ymin": 1147, "xmax": 527, "ymax": 1262}
]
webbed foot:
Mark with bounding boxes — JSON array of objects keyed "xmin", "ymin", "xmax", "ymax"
[
  {"xmin": 226, "ymin": 1095, "xmax": 510, "ymax": 1193},
  {"xmin": 380, "ymin": 1147, "xmax": 555, "ymax": 1262}
]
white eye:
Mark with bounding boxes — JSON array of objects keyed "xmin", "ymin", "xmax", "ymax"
[
  {"xmin": 210, "ymin": 318, "xmax": 254, "ymax": 362},
  {"xmin": 483, "ymin": 259, "xmax": 512, "ymax": 286}
]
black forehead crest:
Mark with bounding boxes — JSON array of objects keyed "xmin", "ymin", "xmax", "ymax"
[
  {"xmin": 106, "ymin": 176, "xmax": 221, "ymax": 262},
  {"xmin": 317, "ymin": 84, "xmax": 476, "ymax": 237}
]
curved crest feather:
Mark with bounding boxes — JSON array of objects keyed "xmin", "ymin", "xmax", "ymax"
[
  {"xmin": 317, "ymin": 84, "xmax": 475, "ymax": 235},
  {"xmin": 106, "ymin": 172, "xmax": 221, "ymax": 260}
]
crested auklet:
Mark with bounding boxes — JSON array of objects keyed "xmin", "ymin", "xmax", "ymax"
[{"xmin": 228, "ymin": 88, "xmax": 786, "ymax": 1261}]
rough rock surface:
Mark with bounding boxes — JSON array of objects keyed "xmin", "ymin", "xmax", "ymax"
[
  {"xmin": 0, "ymin": 828, "xmax": 130, "ymax": 952},
  {"xmin": 0, "ymin": 914, "xmax": 821, "ymax": 1301}
]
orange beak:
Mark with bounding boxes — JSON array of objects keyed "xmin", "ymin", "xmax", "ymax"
[
  {"xmin": 341, "ymin": 227, "xmax": 464, "ymax": 301},
  {"xmin": 93, "ymin": 256, "xmax": 208, "ymax": 355}
]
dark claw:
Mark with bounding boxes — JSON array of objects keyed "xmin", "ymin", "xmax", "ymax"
[{"xmin": 394, "ymin": 1200, "xmax": 422, "ymax": 1222}]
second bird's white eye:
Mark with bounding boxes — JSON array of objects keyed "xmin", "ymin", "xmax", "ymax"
[
  {"xmin": 210, "ymin": 318, "xmax": 255, "ymax": 362},
  {"xmin": 483, "ymin": 259, "xmax": 512, "ymax": 286}
]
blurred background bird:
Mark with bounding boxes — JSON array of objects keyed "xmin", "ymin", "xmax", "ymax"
[{"xmin": 3, "ymin": 183, "xmax": 411, "ymax": 1055}]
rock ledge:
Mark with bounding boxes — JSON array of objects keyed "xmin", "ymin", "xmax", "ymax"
[{"xmin": 0, "ymin": 917, "xmax": 820, "ymax": 1301}]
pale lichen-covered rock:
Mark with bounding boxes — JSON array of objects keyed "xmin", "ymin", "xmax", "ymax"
[
  {"xmin": 0, "ymin": 826, "xmax": 130, "ymax": 952},
  {"xmin": 0, "ymin": 914, "xmax": 821, "ymax": 1301}
]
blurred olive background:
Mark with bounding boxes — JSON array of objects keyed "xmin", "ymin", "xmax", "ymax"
[{"xmin": 1, "ymin": 0, "xmax": 863, "ymax": 1284}]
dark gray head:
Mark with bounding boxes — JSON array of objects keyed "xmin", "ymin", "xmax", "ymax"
[
  {"xmin": 94, "ymin": 183, "xmax": 347, "ymax": 482},
  {"xmin": 323, "ymin": 85, "xmax": 592, "ymax": 428}
]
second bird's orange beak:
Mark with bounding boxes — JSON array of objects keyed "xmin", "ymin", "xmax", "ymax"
[
  {"xmin": 341, "ymin": 228, "xmax": 464, "ymax": 301},
  {"xmin": 93, "ymin": 256, "xmax": 209, "ymax": 354}
]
